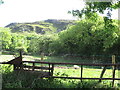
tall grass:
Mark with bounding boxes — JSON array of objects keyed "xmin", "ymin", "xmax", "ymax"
[{"xmin": 1, "ymin": 65, "xmax": 120, "ymax": 89}]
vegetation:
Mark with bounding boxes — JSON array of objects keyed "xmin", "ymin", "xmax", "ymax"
[
  {"xmin": 5, "ymin": 19, "xmax": 76, "ymax": 34},
  {"xmin": 1, "ymin": 64, "xmax": 120, "ymax": 89},
  {"xmin": 70, "ymin": 1, "xmax": 120, "ymax": 19},
  {"xmin": 0, "ymin": 16, "xmax": 119, "ymax": 56},
  {"xmin": 0, "ymin": 1, "xmax": 120, "ymax": 89},
  {"xmin": 0, "ymin": 0, "xmax": 3, "ymax": 5}
]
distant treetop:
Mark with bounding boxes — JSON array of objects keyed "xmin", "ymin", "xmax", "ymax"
[{"xmin": 0, "ymin": 0, "xmax": 4, "ymax": 5}]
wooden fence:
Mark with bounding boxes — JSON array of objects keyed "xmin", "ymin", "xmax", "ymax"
[
  {"xmin": 21, "ymin": 61, "xmax": 120, "ymax": 87},
  {"xmin": 0, "ymin": 52, "xmax": 120, "ymax": 87}
]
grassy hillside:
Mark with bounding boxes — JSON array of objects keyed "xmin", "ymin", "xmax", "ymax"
[{"xmin": 5, "ymin": 19, "xmax": 76, "ymax": 34}]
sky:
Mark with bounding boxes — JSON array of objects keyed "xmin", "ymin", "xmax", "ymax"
[
  {"xmin": 0, "ymin": 0, "xmax": 119, "ymax": 27},
  {"xmin": 0, "ymin": 0, "xmax": 85, "ymax": 27}
]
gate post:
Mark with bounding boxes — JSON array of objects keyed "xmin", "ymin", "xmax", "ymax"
[
  {"xmin": 80, "ymin": 65, "xmax": 83, "ymax": 82},
  {"xmin": 99, "ymin": 65, "xmax": 107, "ymax": 82},
  {"xmin": 112, "ymin": 55, "xmax": 116, "ymax": 87}
]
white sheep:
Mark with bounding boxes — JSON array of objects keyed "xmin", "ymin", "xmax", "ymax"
[{"xmin": 73, "ymin": 65, "xmax": 80, "ymax": 69}]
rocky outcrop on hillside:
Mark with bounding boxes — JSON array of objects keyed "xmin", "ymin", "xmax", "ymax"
[
  {"xmin": 45, "ymin": 19, "xmax": 76, "ymax": 32},
  {"xmin": 5, "ymin": 19, "xmax": 76, "ymax": 34}
]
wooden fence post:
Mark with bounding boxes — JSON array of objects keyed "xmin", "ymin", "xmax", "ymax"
[
  {"xmin": 99, "ymin": 65, "xmax": 107, "ymax": 82},
  {"xmin": 13, "ymin": 65, "xmax": 16, "ymax": 71},
  {"xmin": 112, "ymin": 55, "xmax": 116, "ymax": 68},
  {"xmin": 112, "ymin": 66, "xmax": 116, "ymax": 87},
  {"xmin": 112, "ymin": 55, "xmax": 116, "ymax": 87},
  {"xmin": 32, "ymin": 63, "xmax": 35, "ymax": 71},
  {"xmin": 51, "ymin": 64, "xmax": 54, "ymax": 76},
  {"xmin": 41, "ymin": 53, "xmax": 44, "ymax": 61},
  {"xmin": 48, "ymin": 64, "xmax": 51, "ymax": 76},
  {"xmin": 41, "ymin": 53, "xmax": 44, "ymax": 71},
  {"xmin": 81, "ymin": 65, "xmax": 83, "ymax": 82}
]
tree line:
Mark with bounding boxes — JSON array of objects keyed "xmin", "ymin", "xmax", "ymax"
[{"xmin": 0, "ymin": 14, "xmax": 120, "ymax": 56}]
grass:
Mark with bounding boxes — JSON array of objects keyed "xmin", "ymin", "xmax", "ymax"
[
  {"xmin": 0, "ymin": 54, "xmax": 120, "ymax": 89},
  {"xmin": 0, "ymin": 54, "xmax": 111, "ymax": 64},
  {"xmin": 0, "ymin": 55, "xmax": 15, "ymax": 62},
  {"xmin": 54, "ymin": 68, "xmax": 120, "ymax": 80},
  {"xmin": 1, "ymin": 64, "xmax": 120, "ymax": 89}
]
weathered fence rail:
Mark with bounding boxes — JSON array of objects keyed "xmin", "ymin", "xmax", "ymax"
[
  {"xmin": 22, "ymin": 61, "xmax": 120, "ymax": 87},
  {"xmin": 0, "ymin": 52, "xmax": 120, "ymax": 87},
  {"xmin": 23, "ymin": 61, "xmax": 120, "ymax": 66},
  {"xmin": 1, "ymin": 60, "xmax": 120, "ymax": 87}
]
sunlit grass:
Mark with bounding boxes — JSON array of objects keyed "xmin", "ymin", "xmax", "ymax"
[
  {"xmin": 0, "ymin": 55, "xmax": 15, "ymax": 62},
  {"xmin": 54, "ymin": 68, "xmax": 120, "ymax": 78},
  {"xmin": 1, "ymin": 54, "xmax": 120, "ymax": 88},
  {"xmin": 1, "ymin": 64, "xmax": 120, "ymax": 88}
]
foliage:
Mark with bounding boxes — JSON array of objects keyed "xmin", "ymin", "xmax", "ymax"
[
  {"xmin": 28, "ymin": 34, "xmax": 58, "ymax": 55},
  {"xmin": 6, "ymin": 19, "xmax": 76, "ymax": 34},
  {"xmin": 1, "ymin": 17, "xmax": 120, "ymax": 56},
  {"xmin": 1, "ymin": 64, "xmax": 119, "ymax": 88},
  {"xmin": 0, "ymin": 28, "xmax": 30, "ymax": 54},
  {"xmin": 0, "ymin": 0, "xmax": 4, "ymax": 5},
  {"xmin": 10, "ymin": 33, "xmax": 29, "ymax": 53},
  {"xmin": 58, "ymin": 17, "xmax": 119, "ymax": 55},
  {"xmin": 0, "ymin": 28, "xmax": 12, "ymax": 50},
  {"xmin": 70, "ymin": 1, "xmax": 120, "ymax": 19}
]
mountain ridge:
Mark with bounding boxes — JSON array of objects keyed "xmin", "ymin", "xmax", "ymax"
[{"xmin": 5, "ymin": 19, "xmax": 77, "ymax": 34}]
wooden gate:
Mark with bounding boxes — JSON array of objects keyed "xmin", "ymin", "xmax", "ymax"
[{"xmin": 1, "ymin": 53, "xmax": 120, "ymax": 87}]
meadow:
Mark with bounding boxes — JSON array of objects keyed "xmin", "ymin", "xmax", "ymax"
[
  {"xmin": 0, "ymin": 1, "xmax": 120, "ymax": 89},
  {"xmin": 0, "ymin": 54, "xmax": 120, "ymax": 89}
]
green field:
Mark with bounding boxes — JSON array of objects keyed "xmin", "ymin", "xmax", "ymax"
[{"xmin": 0, "ymin": 55, "xmax": 120, "ymax": 88}]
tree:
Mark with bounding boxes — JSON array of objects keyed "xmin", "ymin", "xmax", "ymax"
[
  {"xmin": 0, "ymin": 28, "xmax": 12, "ymax": 50},
  {"xmin": 0, "ymin": 0, "xmax": 4, "ymax": 5},
  {"xmin": 58, "ymin": 16, "xmax": 119, "ymax": 55},
  {"xmin": 28, "ymin": 34, "xmax": 58, "ymax": 55},
  {"xmin": 70, "ymin": 1, "xmax": 120, "ymax": 19},
  {"xmin": 10, "ymin": 33, "xmax": 29, "ymax": 54},
  {"xmin": 67, "ymin": 1, "xmax": 120, "ymax": 55}
]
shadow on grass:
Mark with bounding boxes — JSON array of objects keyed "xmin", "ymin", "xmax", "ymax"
[
  {"xmin": 1, "ymin": 65, "xmax": 119, "ymax": 89},
  {"xmin": 2, "ymin": 71, "xmax": 119, "ymax": 89}
]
